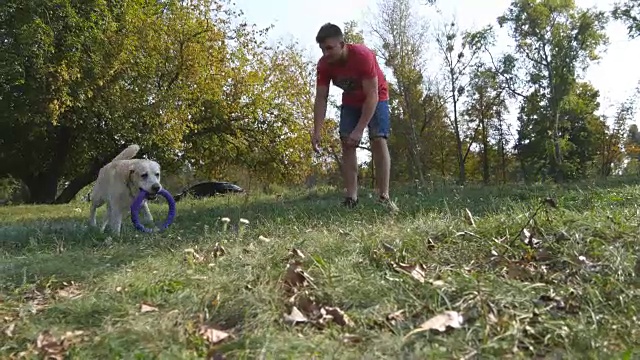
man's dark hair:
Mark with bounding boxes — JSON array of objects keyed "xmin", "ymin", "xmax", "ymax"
[{"xmin": 315, "ymin": 23, "xmax": 344, "ymax": 44}]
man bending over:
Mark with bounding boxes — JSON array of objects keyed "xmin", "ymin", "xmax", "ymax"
[{"xmin": 310, "ymin": 22, "xmax": 398, "ymax": 211}]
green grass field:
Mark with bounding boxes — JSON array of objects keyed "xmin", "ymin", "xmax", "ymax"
[{"xmin": 1, "ymin": 180, "xmax": 639, "ymax": 359}]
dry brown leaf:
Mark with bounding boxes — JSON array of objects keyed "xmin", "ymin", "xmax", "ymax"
[
  {"xmin": 463, "ymin": 208, "xmax": 476, "ymax": 227},
  {"xmin": 404, "ymin": 311, "xmax": 464, "ymax": 339},
  {"xmin": 341, "ymin": 333, "xmax": 363, "ymax": 344},
  {"xmin": 3, "ymin": 322, "xmax": 15, "ymax": 337},
  {"xmin": 320, "ymin": 306, "xmax": 354, "ymax": 327},
  {"xmin": 425, "ymin": 238, "xmax": 436, "ymax": 250},
  {"xmin": 198, "ymin": 325, "xmax": 231, "ymax": 345},
  {"xmin": 184, "ymin": 248, "xmax": 205, "ymax": 263},
  {"xmin": 521, "ymin": 228, "xmax": 542, "ymax": 248},
  {"xmin": 283, "ymin": 306, "xmax": 308, "ymax": 325},
  {"xmin": 287, "ymin": 248, "xmax": 305, "ymax": 259},
  {"xmin": 287, "ymin": 291, "xmax": 321, "ymax": 316},
  {"xmin": 393, "ymin": 262, "xmax": 426, "ymax": 283},
  {"xmin": 428, "ymin": 279, "xmax": 446, "ymax": 287},
  {"xmin": 282, "ymin": 261, "xmax": 314, "ymax": 292},
  {"xmin": 386, "ymin": 309, "xmax": 406, "ymax": 325},
  {"xmin": 212, "ymin": 242, "xmax": 226, "ymax": 259},
  {"xmin": 36, "ymin": 329, "xmax": 85, "ymax": 359},
  {"xmin": 140, "ymin": 303, "xmax": 158, "ymax": 313},
  {"xmin": 55, "ymin": 281, "xmax": 82, "ymax": 300}
]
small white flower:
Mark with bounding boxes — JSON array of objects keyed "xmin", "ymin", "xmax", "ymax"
[
  {"xmin": 221, "ymin": 217, "xmax": 231, "ymax": 223},
  {"xmin": 239, "ymin": 218, "xmax": 249, "ymax": 225}
]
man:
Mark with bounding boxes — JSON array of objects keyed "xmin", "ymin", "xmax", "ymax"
[{"xmin": 311, "ymin": 22, "xmax": 398, "ymax": 211}]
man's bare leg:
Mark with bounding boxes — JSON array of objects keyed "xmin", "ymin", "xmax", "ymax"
[
  {"xmin": 371, "ymin": 137, "xmax": 391, "ymax": 199},
  {"xmin": 341, "ymin": 139, "xmax": 359, "ymax": 203},
  {"xmin": 371, "ymin": 136, "xmax": 398, "ymax": 211}
]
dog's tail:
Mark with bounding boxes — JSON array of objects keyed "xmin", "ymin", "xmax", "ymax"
[{"xmin": 112, "ymin": 144, "xmax": 140, "ymax": 162}]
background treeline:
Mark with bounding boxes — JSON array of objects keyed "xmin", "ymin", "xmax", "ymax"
[{"xmin": 2, "ymin": 0, "xmax": 640, "ymax": 204}]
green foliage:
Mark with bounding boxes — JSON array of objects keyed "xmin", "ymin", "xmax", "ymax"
[
  {"xmin": 612, "ymin": 0, "xmax": 640, "ymax": 38},
  {"xmin": 0, "ymin": 0, "xmax": 315, "ymax": 203},
  {"xmin": 499, "ymin": 0, "xmax": 610, "ymax": 182}
]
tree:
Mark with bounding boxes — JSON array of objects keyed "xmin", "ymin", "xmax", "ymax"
[
  {"xmin": 0, "ymin": 0, "xmax": 315, "ymax": 203},
  {"xmin": 368, "ymin": 0, "xmax": 434, "ymax": 183},
  {"xmin": 498, "ymin": 0, "xmax": 609, "ymax": 182},
  {"xmin": 462, "ymin": 62, "xmax": 509, "ymax": 184},
  {"xmin": 435, "ymin": 19, "xmax": 493, "ymax": 184},
  {"xmin": 612, "ymin": 0, "xmax": 640, "ymax": 38}
]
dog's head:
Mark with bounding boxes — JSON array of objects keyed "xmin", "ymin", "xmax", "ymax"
[{"xmin": 128, "ymin": 160, "xmax": 162, "ymax": 200}]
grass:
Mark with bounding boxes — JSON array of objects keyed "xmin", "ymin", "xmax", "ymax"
[{"xmin": 1, "ymin": 179, "xmax": 639, "ymax": 359}]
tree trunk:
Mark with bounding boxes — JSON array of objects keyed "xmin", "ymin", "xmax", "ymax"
[
  {"xmin": 22, "ymin": 172, "xmax": 59, "ymax": 204},
  {"xmin": 54, "ymin": 173, "xmax": 95, "ymax": 204},
  {"xmin": 54, "ymin": 147, "xmax": 125, "ymax": 204},
  {"xmin": 481, "ymin": 117, "xmax": 490, "ymax": 184}
]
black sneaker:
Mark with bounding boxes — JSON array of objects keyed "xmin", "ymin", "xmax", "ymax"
[{"xmin": 342, "ymin": 197, "xmax": 358, "ymax": 208}]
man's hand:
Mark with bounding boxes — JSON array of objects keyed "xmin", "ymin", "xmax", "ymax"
[
  {"xmin": 345, "ymin": 126, "xmax": 365, "ymax": 148},
  {"xmin": 311, "ymin": 130, "xmax": 322, "ymax": 153}
]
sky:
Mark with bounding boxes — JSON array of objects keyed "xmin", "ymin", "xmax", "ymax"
[{"xmin": 232, "ymin": 0, "xmax": 640, "ymax": 161}]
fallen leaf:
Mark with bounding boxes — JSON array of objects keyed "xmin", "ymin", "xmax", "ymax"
[
  {"xmin": 140, "ymin": 303, "xmax": 158, "ymax": 313},
  {"xmin": 198, "ymin": 325, "xmax": 230, "ymax": 345},
  {"xmin": 386, "ymin": 309, "xmax": 406, "ymax": 325},
  {"xmin": 283, "ymin": 306, "xmax": 308, "ymax": 325},
  {"xmin": 425, "ymin": 238, "xmax": 436, "ymax": 250},
  {"xmin": 3, "ymin": 322, "xmax": 15, "ymax": 337},
  {"xmin": 212, "ymin": 242, "xmax": 226, "ymax": 259},
  {"xmin": 282, "ymin": 261, "xmax": 314, "ymax": 292},
  {"xmin": 393, "ymin": 262, "xmax": 426, "ymax": 283},
  {"xmin": 463, "ymin": 208, "xmax": 476, "ymax": 227},
  {"xmin": 55, "ymin": 282, "xmax": 82, "ymax": 300},
  {"xmin": 287, "ymin": 291, "xmax": 321, "ymax": 315},
  {"xmin": 184, "ymin": 248, "xmax": 205, "ymax": 263},
  {"xmin": 521, "ymin": 228, "xmax": 542, "ymax": 248},
  {"xmin": 319, "ymin": 306, "xmax": 354, "ymax": 327},
  {"xmin": 36, "ymin": 329, "xmax": 85, "ymax": 360},
  {"xmin": 404, "ymin": 311, "xmax": 464, "ymax": 339},
  {"xmin": 287, "ymin": 248, "xmax": 305, "ymax": 259},
  {"xmin": 341, "ymin": 333, "xmax": 363, "ymax": 344}
]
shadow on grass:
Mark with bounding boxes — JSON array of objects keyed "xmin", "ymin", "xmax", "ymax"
[{"xmin": 1, "ymin": 176, "xmax": 639, "ymax": 291}]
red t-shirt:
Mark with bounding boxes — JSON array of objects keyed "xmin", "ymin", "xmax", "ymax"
[{"xmin": 316, "ymin": 43, "xmax": 389, "ymax": 106}]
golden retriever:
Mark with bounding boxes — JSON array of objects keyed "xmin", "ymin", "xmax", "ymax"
[{"xmin": 88, "ymin": 144, "xmax": 162, "ymax": 235}]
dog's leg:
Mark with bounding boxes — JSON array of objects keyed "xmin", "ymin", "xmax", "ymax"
[
  {"xmin": 108, "ymin": 204, "xmax": 125, "ymax": 236},
  {"xmin": 101, "ymin": 202, "xmax": 112, "ymax": 232},
  {"xmin": 89, "ymin": 199, "xmax": 104, "ymax": 228},
  {"xmin": 140, "ymin": 201, "xmax": 154, "ymax": 224}
]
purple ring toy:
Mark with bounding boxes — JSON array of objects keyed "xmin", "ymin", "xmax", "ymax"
[{"xmin": 130, "ymin": 188, "xmax": 176, "ymax": 233}]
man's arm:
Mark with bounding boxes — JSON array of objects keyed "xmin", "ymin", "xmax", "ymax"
[
  {"xmin": 314, "ymin": 62, "xmax": 330, "ymax": 133},
  {"xmin": 314, "ymin": 84, "xmax": 329, "ymax": 133},
  {"xmin": 356, "ymin": 50, "xmax": 379, "ymax": 131}
]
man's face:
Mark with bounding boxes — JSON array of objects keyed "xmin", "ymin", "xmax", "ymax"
[{"xmin": 319, "ymin": 37, "xmax": 345, "ymax": 63}]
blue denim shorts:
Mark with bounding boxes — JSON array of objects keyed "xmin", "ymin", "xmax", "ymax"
[{"xmin": 339, "ymin": 100, "xmax": 391, "ymax": 139}]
